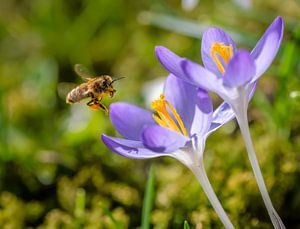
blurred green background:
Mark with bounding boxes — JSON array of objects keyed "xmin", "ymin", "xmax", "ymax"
[{"xmin": 0, "ymin": 0, "xmax": 299, "ymax": 228}]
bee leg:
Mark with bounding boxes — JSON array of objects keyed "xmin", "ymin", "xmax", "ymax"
[
  {"xmin": 94, "ymin": 96, "xmax": 108, "ymax": 113},
  {"xmin": 86, "ymin": 99, "xmax": 100, "ymax": 110},
  {"xmin": 86, "ymin": 99, "xmax": 94, "ymax": 106},
  {"xmin": 98, "ymin": 102, "xmax": 109, "ymax": 114}
]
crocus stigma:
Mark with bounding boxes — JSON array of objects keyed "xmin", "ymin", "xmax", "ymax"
[{"xmin": 151, "ymin": 94, "xmax": 188, "ymax": 137}]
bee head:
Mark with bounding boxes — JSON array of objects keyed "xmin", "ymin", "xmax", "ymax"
[{"xmin": 107, "ymin": 76, "xmax": 124, "ymax": 97}]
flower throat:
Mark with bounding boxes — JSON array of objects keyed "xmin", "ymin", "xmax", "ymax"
[
  {"xmin": 210, "ymin": 42, "xmax": 233, "ymax": 74},
  {"xmin": 151, "ymin": 94, "xmax": 188, "ymax": 137}
]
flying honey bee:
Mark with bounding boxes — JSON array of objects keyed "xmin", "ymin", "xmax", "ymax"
[{"xmin": 66, "ymin": 64, "xmax": 124, "ymax": 113}]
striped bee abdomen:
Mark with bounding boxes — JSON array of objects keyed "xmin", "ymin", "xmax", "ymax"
[{"xmin": 66, "ymin": 84, "xmax": 90, "ymax": 104}]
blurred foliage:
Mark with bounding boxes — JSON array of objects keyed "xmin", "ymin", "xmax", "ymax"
[{"xmin": 0, "ymin": 0, "xmax": 299, "ymax": 228}]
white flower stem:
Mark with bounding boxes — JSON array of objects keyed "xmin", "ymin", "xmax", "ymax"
[
  {"xmin": 236, "ymin": 107, "xmax": 285, "ymax": 229},
  {"xmin": 190, "ymin": 159, "xmax": 234, "ymax": 229}
]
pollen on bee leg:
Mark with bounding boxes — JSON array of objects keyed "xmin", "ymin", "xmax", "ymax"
[
  {"xmin": 210, "ymin": 42, "xmax": 233, "ymax": 74},
  {"xmin": 86, "ymin": 99, "xmax": 99, "ymax": 110},
  {"xmin": 89, "ymin": 104, "xmax": 99, "ymax": 110},
  {"xmin": 99, "ymin": 103, "xmax": 109, "ymax": 114},
  {"xmin": 151, "ymin": 94, "xmax": 188, "ymax": 137}
]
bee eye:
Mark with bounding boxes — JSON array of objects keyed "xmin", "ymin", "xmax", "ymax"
[{"xmin": 101, "ymin": 81, "xmax": 108, "ymax": 87}]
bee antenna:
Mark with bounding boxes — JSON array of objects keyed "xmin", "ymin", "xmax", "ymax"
[{"xmin": 111, "ymin": 77, "xmax": 125, "ymax": 85}]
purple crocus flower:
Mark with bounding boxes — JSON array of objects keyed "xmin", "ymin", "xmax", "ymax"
[
  {"xmin": 102, "ymin": 74, "xmax": 233, "ymax": 163},
  {"xmin": 155, "ymin": 16, "xmax": 285, "ymax": 228},
  {"xmin": 155, "ymin": 16, "xmax": 283, "ymax": 113},
  {"xmin": 102, "ymin": 74, "xmax": 235, "ymax": 228}
]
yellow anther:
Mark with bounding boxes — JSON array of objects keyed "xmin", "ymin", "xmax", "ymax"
[
  {"xmin": 210, "ymin": 42, "xmax": 233, "ymax": 74},
  {"xmin": 151, "ymin": 94, "xmax": 188, "ymax": 137}
]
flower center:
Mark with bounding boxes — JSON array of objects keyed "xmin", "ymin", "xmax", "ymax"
[
  {"xmin": 151, "ymin": 94, "xmax": 188, "ymax": 137},
  {"xmin": 210, "ymin": 42, "xmax": 233, "ymax": 74}
]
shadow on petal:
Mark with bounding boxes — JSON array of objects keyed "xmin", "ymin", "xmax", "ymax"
[
  {"xmin": 142, "ymin": 125, "xmax": 188, "ymax": 153},
  {"xmin": 102, "ymin": 134, "xmax": 163, "ymax": 159},
  {"xmin": 110, "ymin": 102, "xmax": 155, "ymax": 141}
]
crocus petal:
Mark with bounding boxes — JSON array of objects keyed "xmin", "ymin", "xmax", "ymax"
[
  {"xmin": 110, "ymin": 102, "xmax": 155, "ymax": 141},
  {"xmin": 223, "ymin": 50, "xmax": 256, "ymax": 87},
  {"xmin": 142, "ymin": 125, "xmax": 188, "ymax": 153},
  {"xmin": 249, "ymin": 81, "xmax": 257, "ymax": 99},
  {"xmin": 207, "ymin": 102, "xmax": 234, "ymax": 136},
  {"xmin": 155, "ymin": 46, "xmax": 187, "ymax": 80},
  {"xmin": 190, "ymin": 88, "xmax": 213, "ymax": 136},
  {"xmin": 102, "ymin": 134, "xmax": 165, "ymax": 159},
  {"xmin": 201, "ymin": 28, "xmax": 237, "ymax": 76},
  {"xmin": 163, "ymin": 74, "xmax": 195, "ymax": 134},
  {"xmin": 250, "ymin": 16, "xmax": 284, "ymax": 81},
  {"xmin": 163, "ymin": 75, "xmax": 212, "ymax": 136},
  {"xmin": 180, "ymin": 59, "xmax": 226, "ymax": 96}
]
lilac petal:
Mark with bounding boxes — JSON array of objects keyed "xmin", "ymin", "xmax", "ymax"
[
  {"xmin": 156, "ymin": 46, "xmax": 225, "ymax": 98},
  {"xmin": 110, "ymin": 102, "xmax": 155, "ymax": 141},
  {"xmin": 223, "ymin": 50, "xmax": 255, "ymax": 87},
  {"xmin": 249, "ymin": 81, "xmax": 257, "ymax": 99},
  {"xmin": 142, "ymin": 125, "xmax": 188, "ymax": 153},
  {"xmin": 251, "ymin": 16, "xmax": 284, "ymax": 82},
  {"xmin": 207, "ymin": 102, "xmax": 234, "ymax": 136},
  {"xmin": 180, "ymin": 59, "xmax": 225, "ymax": 95},
  {"xmin": 190, "ymin": 88, "xmax": 213, "ymax": 136},
  {"xmin": 155, "ymin": 46, "xmax": 187, "ymax": 80},
  {"xmin": 163, "ymin": 75, "xmax": 213, "ymax": 136},
  {"xmin": 102, "ymin": 134, "xmax": 165, "ymax": 159},
  {"xmin": 201, "ymin": 28, "xmax": 237, "ymax": 77}
]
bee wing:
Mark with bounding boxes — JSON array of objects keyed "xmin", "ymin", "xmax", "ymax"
[
  {"xmin": 57, "ymin": 82, "xmax": 77, "ymax": 100},
  {"xmin": 74, "ymin": 64, "xmax": 94, "ymax": 80}
]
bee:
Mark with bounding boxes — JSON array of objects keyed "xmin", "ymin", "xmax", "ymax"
[{"xmin": 66, "ymin": 64, "xmax": 124, "ymax": 113}]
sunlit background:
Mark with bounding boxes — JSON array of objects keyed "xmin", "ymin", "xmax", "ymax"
[{"xmin": 0, "ymin": 0, "xmax": 300, "ymax": 228}]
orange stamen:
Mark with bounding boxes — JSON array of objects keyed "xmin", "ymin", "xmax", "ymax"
[
  {"xmin": 210, "ymin": 42, "xmax": 233, "ymax": 74},
  {"xmin": 151, "ymin": 94, "xmax": 188, "ymax": 137}
]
